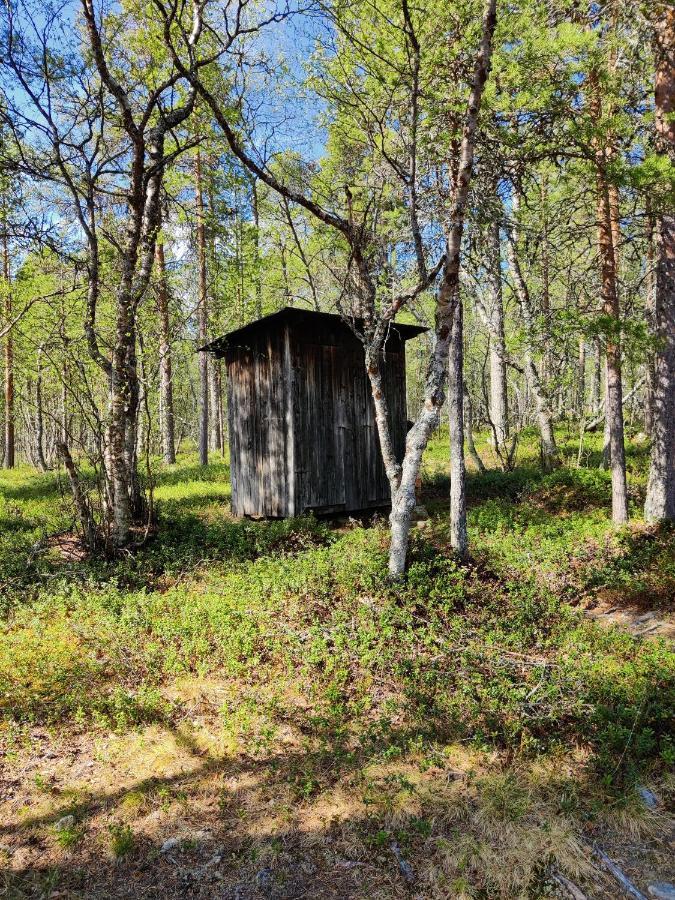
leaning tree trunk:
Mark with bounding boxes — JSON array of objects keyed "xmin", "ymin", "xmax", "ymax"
[
  {"xmin": 464, "ymin": 386, "xmax": 487, "ymax": 474},
  {"xmin": 645, "ymin": 3, "xmax": 675, "ymax": 522},
  {"xmin": 195, "ymin": 145, "xmax": 209, "ymax": 467},
  {"xmin": 388, "ymin": 0, "xmax": 497, "ymax": 576},
  {"xmin": 155, "ymin": 240, "xmax": 176, "ymax": 464},
  {"xmin": 2, "ymin": 229, "xmax": 14, "ymax": 469}
]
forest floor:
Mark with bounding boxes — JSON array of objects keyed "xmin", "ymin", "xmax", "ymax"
[{"xmin": 0, "ymin": 427, "xmax": 673, "ymax": 899}]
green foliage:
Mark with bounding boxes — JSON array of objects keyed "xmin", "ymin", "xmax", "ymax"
[
  {"xmin": 108, "ymin": 823, "xmax": 134, "ymax": 858},
  {"xmin": 54, "ymin": 822, "xmax": 85, "ymax": 850},
  {"xmin": 0, "ymin": 444, "xmax": 672, "ymax": 789}
]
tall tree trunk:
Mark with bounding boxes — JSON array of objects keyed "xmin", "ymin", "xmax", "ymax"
[
  {"xmin": 195, "ymin": 145, "xmax": 209, "ymax": 466},
  {"xmin": 209, "ymin": 359, "xmax": 222, "ymax": 452},
  {"xmin": 124, "ymin": 323, "xmax": 143, "ymax": 518},
  {"xmin": 645, "ymin": 3, "xmax": 675, "ymax": 522},
  {"xmin": 2, "ymin": 229, "xmax": 14, "ymax": 469},
  {"xmin": 596, "ymin": 171, "xmax": 628, "ymax": 522},
  {"xmin": 505, "ymin": 230, "xmax": 559, "ymax": 470},
  {"xmin": 539, "ymin": 173, "xmax": 552, "ymax": 384},
  {"xmin": 61, "ymin": 371, "xmax": 69, "ymax": 446},
  {"xmin": 644, "ymin": 200, "xmax": 657, "ymax": 437},
  {"xmin": 577, "ymin": 338, "xmax": 586, "ymax": 419},
  {"xmin": 250, "ymin": 176, "xmax": 264, "ymax": 318},
  {"xmin": 155, "ymin": 240, "xmax": 176, "ymax": 464},
  {"xmin": 449, "ymin": 297, "xmax": 468, "ymax": 553},
  {"xmin": 589, "ymin": 337, "xmax": 602, "ymax": 415},
  {"xmin": 589, "ymin": 64, "xmax": 629, "ymax": 523},
  {"xmin": 34, "ymin": 345, "xmax": 47, "ymax": 472},
  {"xmin": 109, "ymin": 303, "xmax": 137, "ymax": 544},
  {"xmin": 388, "ymin": 0, "xmax": 497, "ymax": 575},
  {"xmin": 485, "ymin": 220, "xmax": 509, "ymax": 452}
]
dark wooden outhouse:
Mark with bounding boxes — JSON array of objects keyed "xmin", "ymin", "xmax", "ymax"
[{"xmin": 202, "ymin": 307, "xmax": 424, "ymax": 517}]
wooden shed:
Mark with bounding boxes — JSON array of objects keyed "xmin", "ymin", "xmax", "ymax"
[{"xmin": 202, "ymin": 307, "xmax": 425, "ymax": 517}]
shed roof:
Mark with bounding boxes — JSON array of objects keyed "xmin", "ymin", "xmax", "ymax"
[{"xmin": 200, "ymin": 306, "xmax": 427, "ymax": 356}]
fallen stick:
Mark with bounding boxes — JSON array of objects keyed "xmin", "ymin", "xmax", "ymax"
[
  {"xmin": 550, "ymin": 868, "xmax": 589, "ymax": 899},
  {"xmin": 593, "ymin": 847, "xmax": 648, "ymax": 900}
]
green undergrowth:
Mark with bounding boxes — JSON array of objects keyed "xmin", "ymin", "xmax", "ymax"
[{"xmin": 0, "ymin": 434, "xmax": 673, "ymax": 792}]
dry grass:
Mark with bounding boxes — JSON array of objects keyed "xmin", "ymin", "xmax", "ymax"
[{"xmin": 2, "ymin": 677, "xmax": 673, "ymax": 899}]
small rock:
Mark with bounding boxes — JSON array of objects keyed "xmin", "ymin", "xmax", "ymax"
[
  {"xmin": 648, "ymin": 885, "xmax": 675, "ymax": 900},
  {"xmin": 413, "ymin": 504, "xmax": 429, "ymax": 521},
  {"xmin": 255, "ymin": 867, "xmax": 273, "ymax": 891},
  {"xmin": 638, "ymin": 786, "xmax": 659, "ymax": 809},
  {"xmin": 390, "ymin": 841, "xmax": 415, "ymax": 884},
  {"xmin": 160, "ymin": 837, "xmax": 182, "ymax": 853},
  {"xmin": 634, "ymin": 432, "xmax": 649, "ymax": 443},
  {"xmin": 54, "ymin": 815, "xmax": 75, "ymax": 832},
  {"xmin": 416, "ymin": 520, "xmax": 428, "ymax": 530}
]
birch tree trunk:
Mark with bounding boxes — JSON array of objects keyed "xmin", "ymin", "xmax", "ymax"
[
  {"xmin": 449, "ymin": 296, "xmax": 468, "ymax": 553},
  {"xmin": 195, "ymin": 145, "xmax": 209, "ymax": 467},
  {"xmin": 577, "ymin": 338, "xmax": 586, "ymax": 419},
  {"xmin": 155, "ymin": 240, "xmax": 176, "ymax": 464},
  {"xmin": 485, "ymin": 220, "xmax": 509, "ymax": 451},
  {"xmin": 388, "ymin": 0, "xmax": 497, "ymax": 576},
  {"xmin": 645, "ymin": 3, "xmax": 675, "ymax": 522}
]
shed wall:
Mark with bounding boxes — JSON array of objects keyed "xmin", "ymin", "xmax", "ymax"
[
  {"xmin": 226, "ymin": 316, "xmax": 409, "ymax": 517},
  {"xmin": 225, "ymin": 327, "xmax": 289, "ymax": 517}
]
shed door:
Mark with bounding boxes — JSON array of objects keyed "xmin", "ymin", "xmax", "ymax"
[{"xmin": 293, "ymin": 344, "xmax": 346, "ymax": 512}]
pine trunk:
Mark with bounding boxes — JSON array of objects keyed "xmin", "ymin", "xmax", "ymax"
[
  {"xmin": 645, "ymin": 4, "xmax": 675, "ymax": 522},
  {"xmin": 596, "ymin": 179, "xmax": 628, "ymax": 523}
]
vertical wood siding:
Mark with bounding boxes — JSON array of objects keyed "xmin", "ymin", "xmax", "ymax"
[{"xmin": 225, "ymin": 314, "xmax": 410, "ymax": 517}]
